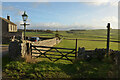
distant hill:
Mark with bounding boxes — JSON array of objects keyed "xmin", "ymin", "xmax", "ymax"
[
  {"xmin": 70, "ymin": 29, "xmax": 87, "ymax": 31},
  {"xmin": 18, "ymin": 29, "xmax": 53, "ymax": 33}
]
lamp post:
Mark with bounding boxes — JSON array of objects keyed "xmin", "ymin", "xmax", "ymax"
[{"xmin": 21, "ymin": 11, "xmax": 29, "ymax": 40}]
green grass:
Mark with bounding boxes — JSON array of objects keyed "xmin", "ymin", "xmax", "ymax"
[
  {"xmin": 2, "ymin": 29, "xmax": 119, "ymax": 79},
  {"xmin": 56, "ymin": 39, "xmax": 119, "ymax": 50},
  {"xmin": 3, "ymin": 58, "xmax": 117, "ymax": 79},
  {"xmin": 26, "ymin": 29, "xmax": 119, "ymax": 50},
  {"xmin": 58, "ymin": 29, "xmax": 119, "ymax": 50},
  {"xmin": 26, "ymin": 32, "xmax": 55, "ymax": 37},
  {"xmin": 59, "ymin": 29, "xmax": 119, "ymax": 40}
]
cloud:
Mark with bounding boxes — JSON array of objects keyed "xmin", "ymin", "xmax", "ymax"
[
  {"xmin": 3, "ymin": 6, "xmax": 15, "ymax": 11},
  {"xmin": 2, "ymin": 5, "xmax": 24, "ymax": 16},
  {"xmin": 92, "ymin": 16, "xmax": 118, "ymax": 29},
  {"xmin": 16, "ymin": 15, "xmax": 118, "ymax": 30},
  {"xmin": 85, "ymin": 0, "xmax": 118, "ymax": 7},
  {"xmin": 31, "ymin": 2, "xmax": 42, "ymax": 8},
  {"xmin": 90, "ymin": 0, "xmax": 109, "ymax": 6},
  {"xmin": 16, "ymin": 21, "xmax": 95, "ymax": 30},
  {"xmin": 0, "ymin": 3, "xmax": 2, "ymax": 16},
  {"xmin": 1, "ymin": 0, "xmax": 119, "ymax": 2},
  {"xmin": 110, "ymin": 1, "xmax": 118, "ymax": 7},
  {"xmin": 2, "ymin": 0, "xmax": 49, "ymax": 2},
  {"xmin": 17, "ymin": 10, "xmax": 24, "ymax": 15},
  {"xmin": 102, "ymin": 16, "xmax": 118, "ymax": 23}
]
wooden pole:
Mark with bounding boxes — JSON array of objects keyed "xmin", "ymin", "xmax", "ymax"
[
  {"xmin": 30, "ymin": 43, "xmax": 32, "ymax": 58},
  {"xmin": 106, "ymin": 23, "xmax": 110, "ymax": 57},
  {"xmin": 26, "ymin": 43, "xmax": 32, "ymax": 58},
  {"xmin": 26, "ymin": 43, "xmax": 29, "ymax": 54},
  {"xmin": 75, "ymin": 39, "xmax": 78, "ymax": 58}
]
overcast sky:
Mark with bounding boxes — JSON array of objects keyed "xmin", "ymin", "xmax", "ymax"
[{"xmin": 1, "ymin": 0, "xmax": 119, "ymax": 30}]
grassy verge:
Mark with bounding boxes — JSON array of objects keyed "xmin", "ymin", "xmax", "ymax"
[{"xmin": 2, "ymin": 57, "xmax": 117, "ymax": 79}]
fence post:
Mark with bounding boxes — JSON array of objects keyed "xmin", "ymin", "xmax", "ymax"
[
  {"xmin": 75, "ymin": 39, "xmax": 78, "ymax": 58},
  {"xmin": 26, "ymin": 43, "xmax": 32, "ymax": 58},
  {"xmin": 106, "ymin": 23, "xmax": 110, "ymax": 57},
  {"xmin": 30, "ymin": 43, "xmax": 32, "ymax": 58},
  {"xmin": 26, "ymin": 43, "xmax": 29, "ymax": 54}
]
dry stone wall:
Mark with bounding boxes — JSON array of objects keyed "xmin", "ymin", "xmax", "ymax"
[
  {"xmin": 32, "ymin": 38, "xmax": 61, "ymax": 46},
  {"xmin": 9, "ymin": 40, "xmax": 22, "ymax": 60},
  {"xmin": 9, "ymin": 38, "xmax": 61, "ymax": 60},
  {"xmin": 78, "ymin": 47, "xmax": 120, "ymax": 62},
  {"xmin": 20, "ymin": 41, "xmax": 27, "ymax": 58}
]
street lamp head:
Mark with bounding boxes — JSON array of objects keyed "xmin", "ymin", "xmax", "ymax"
[{"xmin": 22, "ymin": 11, "xmax": 28, "ymax": 22}]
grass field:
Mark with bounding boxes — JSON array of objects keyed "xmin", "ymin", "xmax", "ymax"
[
  {"xmin": 26, "ymin": 31, "xmax": 55, "ymax": 38},
  {"xmin": 26, "ymin": 29, "xmax": 119, "ymax": 50},
  {"xmin": 2, "ymin": 29, "xmax": 119, "ymax": 79}
]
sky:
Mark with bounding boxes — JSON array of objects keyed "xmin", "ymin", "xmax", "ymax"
[{"xmin": 1, "ymin": 0, "xmax": 119, "ymax": 30}]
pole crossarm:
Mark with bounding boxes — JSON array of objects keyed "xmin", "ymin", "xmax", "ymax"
[
  {"xmin": 20, "ymin": 23, "xmax": 30, "ymax": 40},
  {"xmin": 20, "ymin": 23, "xmax": 30, "ymax": 25}
]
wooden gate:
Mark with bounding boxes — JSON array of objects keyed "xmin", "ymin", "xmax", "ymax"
[{"xmin": 30, "ymin": 39, "xmax": 78, "ymax": 62}]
